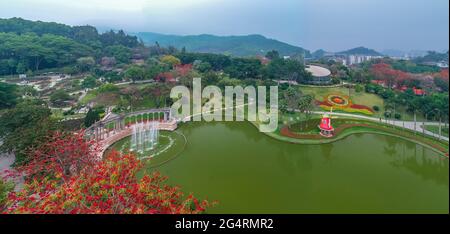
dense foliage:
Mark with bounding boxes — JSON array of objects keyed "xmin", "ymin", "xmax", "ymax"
[
  {"xmin": 0, "ymin": 18, "xmax": 141, "ymax": 75},
  {"xmin": 84, "ymin": 107, "xmax": 104, "ymax": 127},
  {"xmin": 0, "ymin": 178, "xmax": 13, "ymax": 210},
  {"xmin": 414, "ymin": 51, "xmax": 449, "ymax": 64},
  {"xmin": 6, "ymin": 153, "xmax": 210, "ymax": 214},
  {"xmin": 0, "ymin": 100, "xmax": 57, "ymax": 165},
  {"xmin": 136, "ymin": 32, "xmax": 310, "ymax": 57},
  {"xmin": 0, "ymin": 82, "xmax": 19, "ymax": 109},
  {"xmin": 390, "ymin": 60, "xmax": 441, "ymax": 74}
]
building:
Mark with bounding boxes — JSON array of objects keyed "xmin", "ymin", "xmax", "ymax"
[
  {"xmin": 318, "ymin": 113, "xmax": 334, "ymax": 138},
  {"xmin": 346, "ymin": 55, "xmax": 383, "ymax": 66},
  {"xmin": 412, "ymin": 87, "xmax": 425, "ymax": 96},
  {"xmin": 305, "ymin": 65, "xmax": 332, "ymax": 85}
]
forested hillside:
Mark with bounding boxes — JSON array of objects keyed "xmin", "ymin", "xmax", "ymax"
[
  {"xmin": 136, "ymin": 32, "xmax": 310, "ymax": 57},
  {"xmin": 0, "ymin": 18, "xmax": 141, "ymax": 75}
]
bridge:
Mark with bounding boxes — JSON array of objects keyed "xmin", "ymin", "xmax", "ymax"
[{"xmin": 85, "ymin": 108, "xmax": 178, "ymax": 157}]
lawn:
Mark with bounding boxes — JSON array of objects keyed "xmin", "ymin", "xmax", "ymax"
[
  {"xmin": 80, "ymin": 91, "xmax": 98, "ymax": 105},
  {"xmin": 424, "ymin": 125, "xmax": 449, "ymax": 137},
  {"xmin": 298, "ymin": 86, "xmax": 425, "ymax": 121}
]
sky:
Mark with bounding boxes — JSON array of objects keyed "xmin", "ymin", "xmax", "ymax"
[{"xmin": 0, "ymin": 0, "xmax": 448, "ymax": 52}]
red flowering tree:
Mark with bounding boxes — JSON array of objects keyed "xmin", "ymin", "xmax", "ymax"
[
  {"xmin": 175, "ymin": 64, "xmax": 193, "ymax": 77},
  {"xmin": 18, "ymin": 130, "xmax": 100, "ymax": 182},
  {"xmin": 6, "ymin": 151, "xmax": 211, "ymax": 214},
  {"xmin": 371, "ymin": 63, "xmax": 410, "ymax": 88}
]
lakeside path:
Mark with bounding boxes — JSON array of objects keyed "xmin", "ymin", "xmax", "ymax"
[{"xmin": 310, "ymin": 111, "xmax": 449, "ymax": 142}]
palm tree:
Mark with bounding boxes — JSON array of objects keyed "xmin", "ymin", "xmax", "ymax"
[{"xmin": 298, "ymin": 94, "xmax": 314, "ymax": 130}]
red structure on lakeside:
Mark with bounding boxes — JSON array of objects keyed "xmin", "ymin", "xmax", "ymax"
[{"xmin": 319, "ymin": 112, "xmax": 334, "ymax": 138}]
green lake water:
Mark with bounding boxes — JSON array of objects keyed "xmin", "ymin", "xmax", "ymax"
[{"xmin": 144, "ymin": 122, "xmax": 448, "ymax": 214}]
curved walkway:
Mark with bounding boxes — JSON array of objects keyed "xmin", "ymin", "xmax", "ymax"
[{"xmin": 309, "ymin": 111, "xmax": 449, "ymax": 142}]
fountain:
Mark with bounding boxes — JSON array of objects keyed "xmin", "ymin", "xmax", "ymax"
[{"xmin": 130, "ymin": 121, "xmax": 159, "ymax": 154}]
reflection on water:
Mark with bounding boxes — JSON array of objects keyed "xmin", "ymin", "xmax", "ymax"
[{"xmin": 157, "ymin": 122, "xmax": 448, "ymax": 214}]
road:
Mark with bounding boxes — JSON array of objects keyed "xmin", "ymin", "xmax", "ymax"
[{"xmin": 310, "ymin": 111, "xmax": 449, "ymax": 142}]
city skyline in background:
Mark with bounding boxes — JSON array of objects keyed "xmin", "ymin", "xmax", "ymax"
[{"xmin": 0, "ymin": 0, "xmax": 448, "ymax": 53}]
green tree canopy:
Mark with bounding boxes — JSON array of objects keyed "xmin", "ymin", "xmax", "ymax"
[
  {"xmin": 50, "ymin": 90, "xmax": 72, "ymax": 107},
  {"xmin": 81, "ymin": 76, "xmax": 98, "ymax": 89},
  {"xmin": 0, "ymin": 82, "xmax": 19, "ymax": 109},
  {"xmin": 0, "ymin": 100, "xmax": 57, "ymax": 165}
]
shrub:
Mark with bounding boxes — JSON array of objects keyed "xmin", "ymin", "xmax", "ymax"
[
  {"xmin": 98, "ymin": 83, "xmax": 119, "ymax": 93},
  {"xmin": 394, "ymin": 113, "xmax": 402, "ymax": 120},
  {"xmin": 373, "ymin": 106, "xmax": 380, "ymax": 112},
  {"xmin": 0, "ymin": 178, "xmax": 14, "ymax": 210},
  {"xmin": 355, "ymin": 84, "xmax": 364, "ymax": 93},
  {"xmin": 384, "ymin": 111, "xmax": 392, "ymax": 118},
  {"xmin": 6, "ymin": 151, "xmax": 212, "ymax": 214}
]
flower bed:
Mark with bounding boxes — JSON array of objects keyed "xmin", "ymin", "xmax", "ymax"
[
  {"xmin": 327, "ymin": 95, "xmax": 350, "ymax": 107},
  {"xmin": 316, "ymin": 94, "xmax": 374, "ymax": 115}
]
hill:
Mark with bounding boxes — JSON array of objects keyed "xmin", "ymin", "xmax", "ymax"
[
  {"xmin": 0, "ymin": 17, "xmax": 140, "ymax": 75},
  {"xmin": 135, "ymin": 32, "xmax": 310, "ymax": 57},
  {"xmin": 337, "ymin": 47, "xmax": 383, "ymax": 56},
  {"xmin": 311, "ymin": 49, "xmax": 335, "ymax": 59},
  {"xmin": 414, "ymin": 51, "xmax": 449, "ymax": 63}
]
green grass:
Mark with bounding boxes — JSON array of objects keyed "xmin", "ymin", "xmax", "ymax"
[
  {"xmin": 80, "ymin": 91, "xmax": 98, "ymax": 105},
  {"xmin": 298, "ymin": 86, "xmax": 426, "ymax": 121},
  {"xmin": 424, "ymin": 125, "xmax": 449, "ymax": 137},
  {"xmin": 261, "ymin": 117, "xmax": 449, "ymax": 155},
  {"xmin": 300, "ymin": 86, "xmax": 385, "ymax": 115}
]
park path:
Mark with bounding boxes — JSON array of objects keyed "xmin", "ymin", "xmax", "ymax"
[{"xmin": 310, "ymin": 111, "xmax": 449, "ymax": 142}]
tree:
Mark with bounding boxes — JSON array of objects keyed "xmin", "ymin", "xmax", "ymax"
[
  {"xmin": 298, "ymin": 94, "xmax": 314, "ymax": 114},
  {"xmin": 434, "ymin": 76, "xmax": 449, "ymax": 92},
  {"xmin": 50, "ymin": 90, "xmax": 72, "ymax": 107},
  {"xmin": 76, "ymin": 57, "xmax": 96, "ymax": 72},
  {"xmin": 265, "ymin": 50, "xmax": 280, "ymax": 60},
  {"xmin": 263, "ymin": 58, "xmax": 309, "ymax": 83},
  {"xmin": 6, "ymin": 151, "xmax": 211, "ymax": 214},
  {"xmin": 17, "ymin": 130, "xmax": 100, "ymax": 180},
  {"xmin": 370, "ymin": 63, "xmax": 410, "ymax": 88},
  {"xmin": 202, "ymin": 71, "xmax": 220, "ymax": 86},
  {"xmin": 84, "ymin": 107, "xmax": 104, "ymax": 127},
  {"xmin": 194, "ymin": 61, "xmax": 212, "ymax": 73},
  {"xmin": 120, "ymin": 86, "xmax": 142, "ymax": 110},
  {"xmin": 0, "ymin": 82, "xmax": 19, "ymax": 109},
  {"xmin": 124, "ymin": 65, "xmax": 145, "ymax": 82},
  {"xmin": 104, "ymin": 71, "xmax": 123, "ymax": 83},
  {"xmin": 104, "ymin": 45, "xmax": 132, "ymax": 64},
  {"xmin": 16, "ymin": 62, "xmax": 27, "ymax": 74},
  {"xmin": 142, "ymin": 83, "xmax": 171, "ymax": 108},
  {"xmin": 0, "ymin": 100, "xmax": 57, "ymax": 165},
  {"xmin": 0, "ymin": 18, "xmax": 143, "ymax": 76},
  {"xmin": 224, "ymin": 58, "xmax": 262, "ymax": 79},
  {"xmin": 298, "ymin": 94, "xmax": 314, "ymax": 129},
  {"xmin": 19, "ymin": 85, "xmax": 38, "ymax": 98},
  {"xmin": 160, "ymin": 55, "xmax": 181, "ymax": 68},
  {"xmin": 81, "ymin": 76, "xmax": 98, "ymax": 89},
  {"xmin": 283, "ymin": 87, "xmax": 302, "ymax": 111},
  {"xmin": 97, "ymin": 83, "xmax": 119, "ymax": 93},
  {"xmin": 0, "ymin": 178, "xmax": 14, "ymax": 211}
]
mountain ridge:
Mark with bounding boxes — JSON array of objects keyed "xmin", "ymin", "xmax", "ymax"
[
  {"xmin": 134, "ymin": 32, "xmax": 310, "ymax": 57},
  {"xmin": 337, "ymin": 46, "xmax": 383, "ymax": 56}
]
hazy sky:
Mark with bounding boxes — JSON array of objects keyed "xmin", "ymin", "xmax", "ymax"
[{"xmin": 0, "ymin": 0, "xmax": 448, "ymax": 52}]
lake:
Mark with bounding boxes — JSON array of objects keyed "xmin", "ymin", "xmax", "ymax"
[{"xmin": 147, "ymin": 121, "xmax": 448, "ymax": 214}]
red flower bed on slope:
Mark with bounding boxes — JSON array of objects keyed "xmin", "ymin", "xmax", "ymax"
[{"xmin": 349, "ymin": 104, "xmax": 374, "ymax": 112}]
